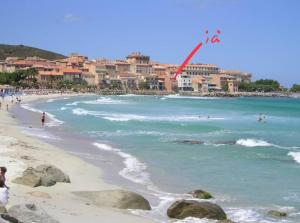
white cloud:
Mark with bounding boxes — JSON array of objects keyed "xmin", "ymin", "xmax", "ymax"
[{"xmin": 64, "ymin": 13, "xmax": 82, "ymax": 23}]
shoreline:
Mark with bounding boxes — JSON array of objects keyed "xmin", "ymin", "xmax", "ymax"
[
  {"xmin": 4, "ymin": 93, "xmax": 300, "ymax": 222},
  {"xmin": 0, "ymin": 93, "xmax": 153, "ymax": 222}
]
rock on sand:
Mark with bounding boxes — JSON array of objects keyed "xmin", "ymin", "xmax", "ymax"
[
  {"xmin": 167, "ymin": 200, "xmax": 227, "ymax": 220},
  {"xmin": 13, "ymin": 164, "xmax": 70, "ymax": 187},
  {"xmin": 73, "ymin": 189, "xmax": 151, "ymax": 210}
]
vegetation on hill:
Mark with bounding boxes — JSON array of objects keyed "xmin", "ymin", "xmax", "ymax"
[
  {"xmin": 290, "ymin": 84, "xmax": 300, "ymax": 92},
  {"xmin": 238, "ymin": 79, "xmax": 281, "ymax": 92},
  {"xmin": 0, "ymin": 68, "xmax": 38, "ymax": 88},
  {"xmin": 0, "ymin": 44, "xmax": 66, "ymax": 60}
]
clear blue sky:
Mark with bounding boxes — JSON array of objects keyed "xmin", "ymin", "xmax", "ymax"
[{"xmin": 1, "ymin": 0, "xmax": 299, "ymax": 86}]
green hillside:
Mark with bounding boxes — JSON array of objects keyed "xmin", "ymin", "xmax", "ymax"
[{"xmin": 0, "ymin": 44, "xmax": 66, "ymax": 60}]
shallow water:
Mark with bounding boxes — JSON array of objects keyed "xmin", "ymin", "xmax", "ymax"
[{"xmin": 18, "ymin": 95, "xmax": 300, "ymax": 222}]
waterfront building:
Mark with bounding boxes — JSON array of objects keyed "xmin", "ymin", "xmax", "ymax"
[
  {"xmin": 211, "ymin": 74, "xmax": 237, "ymax": 91},
  {"xmin": 126, "ymin": 52, "xmax": 152, "ymax": 75},
  {"xmin": 228, "ymin": 80, "xmax": 239, "ymax": 93},
  {"xmin": 220, "ymin": 69, "xmax": 252, "ymax": 83},
  {"xmin": 191, "ymin": 76, "xmax": 211, "ymax": 93},
  {"xmin": 115, "ymin": 60, "xmax": 131, "ymax": 73},
  {"xmin": 177, "ymin": 73, "xmax": 192, "ymax": 91},
  {"xmin": 62, "ymin": 68, "xmax": 82, "ymax": 83},
  {"xmin": 185, "ymin": 64, "xmax": 219, "ymax": 76}
]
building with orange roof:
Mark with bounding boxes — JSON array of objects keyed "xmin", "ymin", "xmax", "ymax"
[{"xmin": 62, "ymin": 68, "xmax": 82, "ymax": 83}]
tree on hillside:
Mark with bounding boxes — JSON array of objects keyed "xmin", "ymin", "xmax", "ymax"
[{"xmin": 291, "ymin": 84, "xmax": 300, "ymax": 92}]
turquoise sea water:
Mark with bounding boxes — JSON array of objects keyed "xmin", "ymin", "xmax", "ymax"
[{"xmin": 23, "ymin": 95, "xmax": 300, "ymax": 222}]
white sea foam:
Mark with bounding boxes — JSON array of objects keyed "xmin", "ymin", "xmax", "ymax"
[
  {"xmin": 47, "ymin": 97, "xmax": 69, "ymax": 103},
  {"xmin": 66, "ymin": 101, "xmax": 80, "ymax": 106},
  {"xmin": 288, "ymin": 152, "xmax": 300, "ymax": 164},
  {"xmin": 93, "ymin": 142, "xmax": 151, "ymax": 185},
  {"xmin": 67, "ymin": 97, "xmax": 129, "ymax": 106},
  {"xmin": 72, "ymin": 108, "xmax": 225, "ymax": 122},
  {"xmin": 46, "ymin": 99, "xmax": 55, "ymax": 103},
  {"xmin": 226, "ymin": 208, "xmax": 265, "ymax": 223},
  {"xmin": 21, "ymin": 103, "xmax": 64, "ymax": 127},
  {"xmin": 236, "ymin": 138, "xmax": 300, "ymax": 150},
  {"xmin": 236, "ymin": 139, "xmax": 273, "ymax": 147},
  {"xmin": 60, "ymin": 107, "xmax": 68, "ymax": 111}
]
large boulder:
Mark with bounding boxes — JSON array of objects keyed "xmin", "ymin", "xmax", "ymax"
[
  {"xmin": 167, "ymin": 200, "xmax": 227, "ymax": 220},
  {"xmin": 7, "ymin": 203, "xmax": 59, "ymax": 223},
  {"xmin": 13, "ymin": 165, "xmax": 70, "ymax": 187},
  {"xmin": 73, "ymin": 190, "xmax": 151, "ymax": 210},
  {"xmin": 267, "ymin": 210, "xmax": 287, "ymax": 217},
  {"xmin": 0, "ymin": 214, "xmax": 20, "ymax": 223},
  {"xmin": 188, "ymin": 189, "xmax": 213, "ymax": 199}
]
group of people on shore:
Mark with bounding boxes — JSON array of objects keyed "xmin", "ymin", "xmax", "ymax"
[
  {"xmin": 0, "ymin": 167, "xmax": 9, "ymax": 205},
  {"xmin": 0, "ymin": 95, "xmax": 22, "ymax": 111}
]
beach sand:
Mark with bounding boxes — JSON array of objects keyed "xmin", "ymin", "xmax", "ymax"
[{"xmin": 0, "ymin": 93, "xmax": 153, "ymax": 222}]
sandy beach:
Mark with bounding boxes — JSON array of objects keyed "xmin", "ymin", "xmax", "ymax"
[{"xmin": 0, "ymin": 93, "xmax": 153, "ymax": 222}]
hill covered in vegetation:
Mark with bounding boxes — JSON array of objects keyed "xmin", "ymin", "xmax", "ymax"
[{"xmin": 0, "ymin": 44, "xmax": 66, "ymax": 60}]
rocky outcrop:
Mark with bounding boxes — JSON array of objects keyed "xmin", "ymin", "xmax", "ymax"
[
  {"xmin": 215, "ymin": 141, "xmax": 236, "ymax": 145},
  {"xmin": 188, "ymin": 190, "xmax": 213, "ymax": 199},
  {"xmin": 167, "ymin": 200, "xmax": 227, "ymax": 220},
  {"xmin": 6, "ymin": 203, "xmax": 59, "ymax": 223},
  {"xmin": 13, "ymin": 165, "xmax": 70, "ymax": 187},
  {"xmin": 73, "ymin": 190, "xmax": 151, "ymax": 210},
  {"xmin": 267, "ymin": 210, "xmax": 287, "ymax": 217},
  {"xmin": 175, "ymin": 140, "xmax": 204, "ymax": 145}
]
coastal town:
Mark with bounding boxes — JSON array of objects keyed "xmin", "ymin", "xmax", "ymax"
[{"xmin": 0, "ymin": 52, "xmax": 253, "ymax": 94}]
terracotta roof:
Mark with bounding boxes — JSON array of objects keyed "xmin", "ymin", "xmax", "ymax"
[{"xmin": 62, "ymin": 68, "xmax": 82, "ymax": 73}]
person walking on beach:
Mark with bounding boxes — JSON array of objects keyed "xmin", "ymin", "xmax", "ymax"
[
  {"xmin": 0, "ymin": 167, "xmax": 9, "ymax": 189},
  {"xmin": 6, "ymin": 104, "xmax": 8, "ymax": 111},
  {"xmin": 41, "ymin": 112, "xmax": 46, "ymax": 126},
  {"xmin": 0, "ymin": 179, "xmax": 9, "ymax": 205}
]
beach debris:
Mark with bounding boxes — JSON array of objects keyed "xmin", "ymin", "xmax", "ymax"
[
  {"xmin": 5, "ymin": 203, "xmax": 59, "ymax": 223},
  {"xmin": 167, "ymin": 200, "xmax": 227, "ymax": 220},
  {"xmin": 13, "ymin": 165, "xmax": 70, "ymax": 187},
  {"xmin": 188, "ymin": 189, "xmax": 213, "ymax": 199},
  {"xmin": 267, "ymin": 210, "xmax": 287, "ymax": 218},
  {"xmin": 175, "ymin": 140, "xmax": 204, "ymax": 145},
  {"xmin": 73, "ymin": 189, "xmax": 151, "ymax": 210}
]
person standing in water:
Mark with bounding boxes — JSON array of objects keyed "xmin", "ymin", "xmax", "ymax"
[{"xmin": 41, "ymin": 112, "xmax": 46, "ymax": 126}]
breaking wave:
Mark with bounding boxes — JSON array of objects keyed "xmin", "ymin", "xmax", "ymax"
[
  {"xmin": 235, "ymin": 138, "xmax": 300, "ymax": 150},
  {"xmin": 288, "ymin": 152, "xmax": 300, "ymax": 164},
  {"xmin": 92, "ymin": 142, "xmax": 151, "ymax": 185},
  {"xmin": 72, "ymin": 108, "xmax": 225, "ymax": 122},
  {"xmin": 66, "ymin": 97, "xmax": 129, "ymax": 106}
]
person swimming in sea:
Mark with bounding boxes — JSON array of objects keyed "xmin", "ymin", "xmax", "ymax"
[{"xmin": 41, "ymin": 112, "xmax": 46, "ymax": 126}]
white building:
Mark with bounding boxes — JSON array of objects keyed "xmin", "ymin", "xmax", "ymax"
[{"xmin": 177, "ymin": 73, "xmax": 192, "ymax": 91}]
